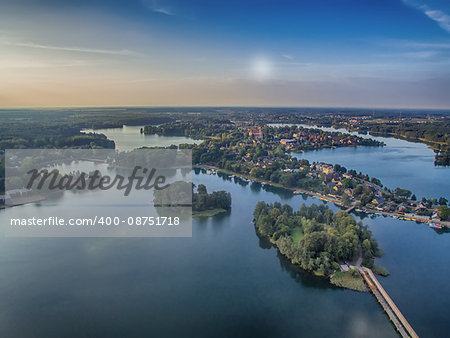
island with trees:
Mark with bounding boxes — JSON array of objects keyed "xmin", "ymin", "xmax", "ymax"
[
  {"xmin": 152, "ymin": 180, "xmax": 231, "ymax": 218},
  {"xmin": 192, "ymin": 184, "xmax": 231, "ymax": 217},
  {"xmin": 253, "ymin": 202, "xmax": 384, "ymax": 291}
]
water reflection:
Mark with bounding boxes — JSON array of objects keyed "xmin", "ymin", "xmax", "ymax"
[
  {"xmin": 260, "ymin": 185, "xmax": 295, "ymax": 201},
  {"xmin": 257, "ymin": 233, "xmax": 272, "ymax": 250},
  {"xmin": 0, "ymin": 170, "xmax": 401, "ymax": 337},
  {"xmin": 276, "ymin": 251, "xmax": 333, "ymax": 290},
  {"xmin": 216, "ymin": 172, "xmax": 233, "ymax": 182},
  {"xmin": 249, "ymin": 181, "xmax": 262, "ymax": 193}
]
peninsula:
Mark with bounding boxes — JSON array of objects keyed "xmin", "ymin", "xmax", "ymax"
[{"xmin": 142, "ymin": 118, "xmax": 450, "ymax": 228}]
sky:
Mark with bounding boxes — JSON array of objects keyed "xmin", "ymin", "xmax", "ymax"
[{"xmin": 0, "ymin": 0, "xmax": 450, "ymax": 108}]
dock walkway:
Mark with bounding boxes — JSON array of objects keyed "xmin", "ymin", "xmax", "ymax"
[
  {"xmin": 360, "ymin": 268, "xmax": 419, "ymax": 338},
  {"xmin": 344, "ymin": 204, "xmax": 356, "ymax": 213}
]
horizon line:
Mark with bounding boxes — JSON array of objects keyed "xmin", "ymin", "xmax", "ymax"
[{"xmin": 1, "ymin": 104, "xmax": 450, "ymax": 111}]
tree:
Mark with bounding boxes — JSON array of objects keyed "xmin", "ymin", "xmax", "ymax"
[
  {"xmin": 197, "ymin": 184, "xmax": 207, "ymax": 195},
  {"xmin": 370, "ymin": 177, "xmax": 382, "ymax": 187},
  {"xmin": 254, "ymin": 201, "xmax": 268, "ymax": 218},
  {"xmin": 192, "ymin": 185, "xmax": 231, "ymax": 212},
  {"xmin": 394, "ymin": 187, "xmax": 412, "ymax": 199},
  {"xmin": 360, "ymin": 193, "xmax": 373, "ymax": 206},
  {"xmin": 437, "ymin": 205, "xmax": 450, "ymax": 221},
  {"xmin": 353, "ymin": 185, "xmax": 364, "ymax": 196},
  {"xmin": 438, "ymin": 197, "xmax": 448, "ymax": 206},
  {"xmin": 342, "ymin": 194, "xmax": 352, "ymax": 206},
  {"xmin": 342, "ymin": 178, "xmax": 353, "ymax": 189},
  {"xmin": 411, "ymin": 194, "xmax": 417, "ymax": 201},
  {"xmin": 269, "ymin": 171, "xmax": 281, "ymax": 183},
  {"xmin": 257, "ymin": 215, "xmax": 273, "ymax": 237}
]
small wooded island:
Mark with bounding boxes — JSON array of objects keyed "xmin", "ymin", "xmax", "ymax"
[
  {"xmin": 253, "ymin": 202, "xmax": 385, "ymax": 291},
  {"xmin": 192, "ymin": 184, "xmax": 231, "ymax": 217},
  {"xmin": 153, "ymin": 181, "xmax": 231, "ymax": 217}
]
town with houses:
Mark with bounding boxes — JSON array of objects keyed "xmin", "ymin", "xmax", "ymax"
[{"xmin": 192, "ymin": 122, "xmax": 450, "ymax": 228}]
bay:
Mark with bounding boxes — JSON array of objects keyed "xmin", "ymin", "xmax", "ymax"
[
  {"xmin": 1, "ymin": 125, "xmax": 449, "ymax": 337},
  {"xmin": 270, "ymin": 123, "xmax": 449, "ymax": 200},
  {"xmin": 81, "ymin": 125, "xmax": 197, "ymax": 151}
]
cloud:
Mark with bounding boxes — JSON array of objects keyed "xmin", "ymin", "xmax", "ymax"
[
  {"xmin": 401, "ymin": 40, "xmax": 450, "ymax": 49},
  {"xmin": 152, "ymin": 7, "xmax": 175, "ymax": 16},
  {"xmin": 375, "ymin": 38, "xmax": 450, "ymax": 52},
  {"xmin": 403, "ymin": 50, "xmax": 439, "ymax": 58},
  {"xmin": 0, "ymin": 59, "xmax": 93, "ymax": 69},
  {"xmin": 373, "ymin": 38, "xmax": 450, "ymax": 60},
  {"xmin": 142, "ymin": 0, "xmax": 176, "ymax": 16},
  {"xmin": 282, "ymin": 54, "xmax": 294, "ymax": 60},
  {"xmin": 424, "ymin": 9, "xmax": 450, "ymax": 33},
  {"xmin": 402, "ymin": 0, "xmax": 450, "ymax": 33},
  {"xmin": 5, "ymin": 41, "xmax": 138, "ymax": 56},
  {"xmin": 377, "ymin": 50, "xmax": 439, "ymax": 59}
]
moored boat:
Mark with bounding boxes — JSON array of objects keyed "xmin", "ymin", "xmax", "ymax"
[{"xmin": 429, "ymin": 223, "xmax": 443, "ymax": 229}]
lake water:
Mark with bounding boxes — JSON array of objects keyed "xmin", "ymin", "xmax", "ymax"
[
  {"xmin": 1, "ymin": 125, "xmax": 449, "ymax": 337},
  {"xmin": 81, "ymin": 125, "xmax": 197, "ymax": 151},
  {"xmin": 271, "ymin": 123, "xmax": 449, "ymax": 200},
  {"xmin": 0, "ymin": 173, "xmax": 396, "ymax": 338}
]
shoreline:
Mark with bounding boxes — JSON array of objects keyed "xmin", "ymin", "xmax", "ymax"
[
  {"xmin": 195, "ymin": 165, "xmax": 450, "ymax": 228},
  {"xmin": 192, "ymin": 208, "xmax": 228, "ymax": 217},
  {"xmin": 253, "ymin": 217, "xmax": 368, "ymax": 292}
]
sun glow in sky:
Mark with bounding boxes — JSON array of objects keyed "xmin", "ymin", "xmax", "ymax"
[
  {"xmin": 0, "ymin": 0, "xmax": 450, "ymax": 108},
  {"xmin": 251, "ymin": 57, "xmax": 272, "ymax": 82}
]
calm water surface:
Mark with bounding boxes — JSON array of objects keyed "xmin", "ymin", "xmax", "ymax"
[
  {"xmin": 0, "ymin": 174, "xmax": 396, "ymax": 337},
  {"xmin": 271, "ymin": 123, "xmax": 449, "ymax": 200},
  {"xmin": 81, "ymin": 125, "xmax": 197, "ymax": 151},
  {"xmin": 1, "ymin": 126, "xmax": 448, "ymax": 337}
]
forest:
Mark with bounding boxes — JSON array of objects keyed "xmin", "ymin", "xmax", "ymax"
[
  {"xmin": 253, "ymin": 202, "xmax": 382, "ymax": 276},
  {"xmin": 152, "ymin": 181, "xmax": 231, "ymax": 213},
  {"xmin": 0, "ymin": 108, "xmax": 179, "ymax": 151},
  {"xmin": 375, "ymin": 123, "xmax": 449, "ymax": 166},
  {"xmin": 192, "ymin": 184, "xmax": 231, "ymax": 213},
  {"xmin": 141, "ymin": 119, "xmax": 234, "ymax": 139}
]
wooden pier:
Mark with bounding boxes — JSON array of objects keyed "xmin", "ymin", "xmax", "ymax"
[
  {"xmin": 360, "ymin": 268, "xmax": 419, "ymax": 338},
  {"xmin": 344, "ymin": 203, "xmax": 356, "ymax": 213}
]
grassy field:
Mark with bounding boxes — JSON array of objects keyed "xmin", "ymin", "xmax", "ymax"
[
  {"xmin": 330, "ymin": 270, "xmax": 367, "ymax": 292},
  {"xmin": 192, "ymin": 208, "xmax": 227, "ymax": 217},
  {"xmin": 372, "ymin": 265, "xmax": 390, "ymax": 276},
  {"xmin": 290, "ymin": 227, "xmax": 304, "ymax": 243}
]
